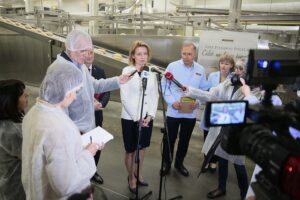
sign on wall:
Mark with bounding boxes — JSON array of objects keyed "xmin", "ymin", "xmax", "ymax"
[{"xmin": 197, "ymin": 30, "xmax": 258, "ymax": 74}]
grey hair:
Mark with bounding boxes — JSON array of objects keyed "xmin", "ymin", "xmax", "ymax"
[
  {"xmin": 236, "ymin": 58, "xmax": 248, "ymax": 72},
  {"xmin": 182, "ymin": 40, "xmax": 198, "ymax": 51}
]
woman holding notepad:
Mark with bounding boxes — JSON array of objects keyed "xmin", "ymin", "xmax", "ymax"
[{"xmin": 22, "ymin": 61, "xmax": 103, "ymax": 200}]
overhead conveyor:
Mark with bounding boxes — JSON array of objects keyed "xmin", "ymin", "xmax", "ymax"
[{"xmin": 0, "ymin": 16, "xmax": 132, "ymax": 87}]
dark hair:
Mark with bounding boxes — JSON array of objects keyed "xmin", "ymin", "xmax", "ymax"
[{"xmin": 0, "ymin": 79, "xmax": 26, "ymax": 123}]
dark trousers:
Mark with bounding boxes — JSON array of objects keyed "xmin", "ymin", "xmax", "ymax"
[
  {"xmin": 94, "ymin": 116, "xmax": 103, "ymax": 167},
  {"xmin": 94, "ymin": 151, "xmax": 101, "ymax": 166},
  {"xmin": 218, "ymin": 157, "xmax": 249, "ymax": 198},
  {"xmin": 163, "ymin": 117, "xmax": 196, "ymax": 165}
]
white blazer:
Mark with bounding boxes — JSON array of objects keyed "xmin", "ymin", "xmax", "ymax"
[{"xmin": 120, "ymin": 66, "xmax": 159, "ymax": 121}]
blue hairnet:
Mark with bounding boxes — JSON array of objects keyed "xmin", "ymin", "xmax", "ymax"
[
  {"xmin": 40, "ymin": 62, "xmax": 83, "ymax": 104},
  {"xmin": 65, "ymin": 30, "xmax": 93, "ymax": 51}
]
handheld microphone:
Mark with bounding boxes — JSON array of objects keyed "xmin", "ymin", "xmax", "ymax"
[{"xmin": 165, "ymin": 72, "xmax": 186, "ymax": 91}]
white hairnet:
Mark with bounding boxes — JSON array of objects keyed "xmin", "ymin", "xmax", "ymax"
[
  {"xmin": 65, "ymin": 30, "xmax": 93, "ymax": 51},
  {"xmin": 40, "ymin": 62, "xmax": 83, "ymax": 104}
]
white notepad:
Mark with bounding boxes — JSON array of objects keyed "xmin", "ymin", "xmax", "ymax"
[{"xmin": 81, "ymin": 126, "xmax": 114, "ymax": 147}]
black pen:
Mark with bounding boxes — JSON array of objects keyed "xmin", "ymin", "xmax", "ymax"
[{"xmin": 90, "ymin": 136, "xmax": 92, "ymax": 144}]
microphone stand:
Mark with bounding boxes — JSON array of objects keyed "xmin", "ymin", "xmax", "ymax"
[
  {"xmin": 156, "ymin": 73, "xmax": 182, "ymax": 200},
  {"xmin": 130, "ymin": 76, "xmax": 152, "ymax": 200}
]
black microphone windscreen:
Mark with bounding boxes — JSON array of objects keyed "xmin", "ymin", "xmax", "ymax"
[
  {"xmin": 150, "ymin": 66, "xmax": 165, "ymax": 74},
  {"xmin": 143, "ymin": 65, "xmax": 150, "ymax": 72}
]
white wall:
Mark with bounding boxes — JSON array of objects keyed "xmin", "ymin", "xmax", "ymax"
[
  {"xmin": 61, "ymin": 0, "xmax": 89, "ymax": 14},
  {"xmin": 152, "ymin": 0, "xmax": 176, "ymax": 13}
]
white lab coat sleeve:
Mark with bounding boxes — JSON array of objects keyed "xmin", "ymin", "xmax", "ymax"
[
  {"xmin": 186, "ymin": 84, "xmax": 221, "ymax": 102},
  {"xmin": 243, "ymin": 95, "xmax": 259, "ymax": 105},
  {"xmin": 44, "ymin": 133, "xmax": 95, "ymax": 197},
  {"xmin": 92, "ymin": 76, "xmax": 120, "ymax": 93},
  {"xmin": 84, "ymin": 65, "xmax": 119, "ymax": 94}
]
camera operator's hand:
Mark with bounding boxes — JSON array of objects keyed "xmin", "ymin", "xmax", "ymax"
[
  {"xmin": 172, "ymin": 101, "xmax": 182, "ymax": 110},
  {"xmin": 240, "ymin": 78, "xmax": 251, "ymax": 97}
]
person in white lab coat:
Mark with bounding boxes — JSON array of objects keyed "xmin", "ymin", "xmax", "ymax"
[
  {"xmin": 22, "ymin": 61, "xmax": 103, "ymax": 200},
  {"xmin": 185, "ymin": 59, "xmax": 259, "ymax": 199}
]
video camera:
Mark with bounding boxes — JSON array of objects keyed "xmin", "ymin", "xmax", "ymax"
[{"xmin": 205, "ymin": 49, "xmax": 300, "ymax": 200}]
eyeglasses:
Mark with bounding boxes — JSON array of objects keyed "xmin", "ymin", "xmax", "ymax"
[{"xmin": 235, "ymin": 65, "xmax": 244, "ymax": 71}]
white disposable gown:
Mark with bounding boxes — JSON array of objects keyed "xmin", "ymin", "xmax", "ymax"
[{"xmin": 22, "ymin": 100, "xmax": 96, "ymax": 200}]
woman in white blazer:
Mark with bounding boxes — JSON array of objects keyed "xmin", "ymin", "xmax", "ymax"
[{"xmin": 120, "ymin": 41, "xmax": 159, "ymax": 193}]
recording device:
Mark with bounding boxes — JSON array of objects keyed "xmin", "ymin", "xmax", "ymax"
[
  {"xmin": 129, "ymin": 65, "xmax": 150, "ymax": 77},
  {"xmin": 148, "ymin": 66, "xmax": 187, "ymax": 91},
  {"xmin": 205, "ymin": 101, "xmax": 248, "ymax": 127},
  {"xmin": 164, "ymin": 72, "xmax": 186, "ymax": 91},
  {"xmin": 148, "ymin": 65, "xmax": 186, "ymax": 91},
  {"xmin": 149, "ymin": 66, "xmax": 165, "ymax": 74},
  {"xmin": 231, "ymin": 73, "xmax": 243, "ymax": 86},
  {"xmin": 204, "ymin": 49, "xmax": 300, "ymax": 200},
  {"xmin": 246, "ymin": 49, "xmax": 300, "ymax": 86},
  {"xmin": 141, "ymin": 69, "xmax": 150, "ymax": 90}
]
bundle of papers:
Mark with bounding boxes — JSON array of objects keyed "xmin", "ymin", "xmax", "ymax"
[
  {"xmin": 81, "ymin": 126, "xmax": 114, "ymax": 147},
  {"xmin": 178, "ymin": 97, "xmax": 196, "ymax": 113}
]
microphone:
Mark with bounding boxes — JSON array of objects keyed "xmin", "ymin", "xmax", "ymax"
[
  {"xmin": 165, "ymin": 72, "xmax": 186, "ymax": 91},
  {"xmin": 129, "ymin": 70, "xmax": 137, "ymax": 77},
  {"xmin": 129, "ymin": 65, "xmax": 150, "ymax": 77},
  {"xmin": 141, "ymin": 68, "xmax": 150, "ymax": 90},
  {"xmin": 149, "ymin": 66, "xmax": 165, "ymax": 74}
]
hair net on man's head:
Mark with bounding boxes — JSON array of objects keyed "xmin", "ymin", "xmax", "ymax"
[
  {"xmin": 65, "ymin": 30, "xmax": 93, "ymax": 51},
  {"xmin": 40, "ymin": 62, "xmax": 83, "ymax": 104}
]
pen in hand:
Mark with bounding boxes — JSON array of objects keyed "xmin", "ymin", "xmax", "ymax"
[{"xmin": 86, "ymin": 136, "xmax": 98, "ymax": 156}]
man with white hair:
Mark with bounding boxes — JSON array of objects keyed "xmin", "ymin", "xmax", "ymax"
[{"xmin": 46, "ymin": 29, "xmax": 130, "ymax": 185}]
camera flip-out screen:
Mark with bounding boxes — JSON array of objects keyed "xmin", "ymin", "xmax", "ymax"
[{"xmin": 205, "ymin": 101, "xmax": 248, "ymax": 127}]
